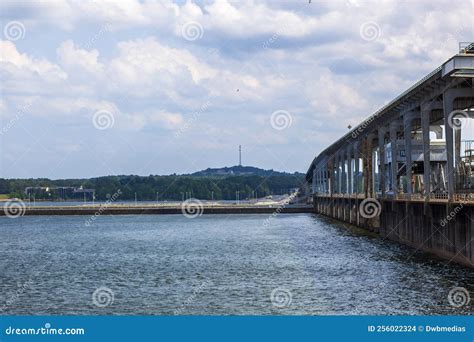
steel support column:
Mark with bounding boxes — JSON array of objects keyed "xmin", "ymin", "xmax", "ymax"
[
  {"xmin": 403, "ymin": 112, "xmax": 416, "ymax": 196},
  {"xmin": 378, "ymin": 127, "xmax": 386, "ymax": 197},
  {"xmin": 443, "ymin": 91, "xmax": 455, "ymax": 199},
  {"xmin": 389, "ymin": 121, "xmax": 399, "ymax": 195}
]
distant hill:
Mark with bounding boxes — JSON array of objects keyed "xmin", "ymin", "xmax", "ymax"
[{"xmin": 190, "ymin": 165, "xmax": 304, "ymax": 177}]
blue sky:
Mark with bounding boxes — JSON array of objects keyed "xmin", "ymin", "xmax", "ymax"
[{"xmin": 0, "ymin": 0, "xmax": 472, "ymax": 179}]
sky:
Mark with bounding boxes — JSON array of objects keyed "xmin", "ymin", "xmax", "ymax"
[{"xmin": 0, "ymin": 0, "xmax": 473, "ymax": 179}]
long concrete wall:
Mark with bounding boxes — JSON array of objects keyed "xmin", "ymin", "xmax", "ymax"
[
  {"xmin": 0, "ymin": 205, "xmax": 314, "ymax": 216},
  {"xmin": 313, "ymin": 196, "xmax": 474, "ymax": 268}
]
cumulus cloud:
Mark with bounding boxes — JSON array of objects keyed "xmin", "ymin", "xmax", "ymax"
[
  {"xmin": 0, "ymin": 40, "xmax": 66, "ymax": 80},
  {"xmin": 57, "ymin": 40, "xmax": 103, "ymax": 75},
  {"xmin": 0, "ymin": 0, "xmax": 471, "ymax": 178},
  {"xmin": 109, "ymin": 37, "xmax": 216, "ymax": 86}
]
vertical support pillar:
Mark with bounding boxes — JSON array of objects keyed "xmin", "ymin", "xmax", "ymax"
[
  {"xmin": 378, "ymin": 127, "xmax": 386, "ymax": 197},
  {"xmin": 354, "ymin": 142, "xmax": 360, "ymax": 226},
  {"xmin": 421, "ymin": 103, "xmax": 432, "ymax": 206},
  {"xmin": 347, "ymin": 146, "xmax": 353, "ymax": 223},
  {"xmin": 404, "ymin": 112, "xmax": 414, "ymax": 196},
  {"xmin": 443, "ymin": 92, "xmax": 455, "ymax": 199},
  {"xmin": 312, "ymin": 168, "xmax": 317, "ymax": 194},
  {"xmin": 336, "ymin": 153, "xmax": 340, "ymax": 194},
  {"xmin": 454, "ymin": 117, "xmax": 462, "ymax": 195},
  {"xmin": 318, "ymin": 168, "xmax": 322, "ymax": 194},
  {"xmin": 455, "ymin": 129, "xmax": 462, "ymax": 169},
  {"xmin": 389, "ymin": 120, "xmax": 400, "ymax": 213},
  {"xmin": 362, "ymin": 139, "xmax": 368, "ymax": 198},
  {"xmin": 389, "ymin": 121, "xmax": 399, "ymax": 196},
  {"xmin": 322, "ymin": 165, "xmax": 326, "ymax": 194},
  {"xmin": 325, "ymin": 165, "xmax": 328, "ymax": 194},
  {"xmin": 341, "ymin": 153, "xmax": 346, "ymax": 195},
  {"xmin": 347, "ymin": 147, "xmax": 353, "ymax": 196},
  {"xmin": 354, "ymin": 143, "xmax": 360, "ymax": 195},
  {"xmin": 318, "ymin": 168, "xmax": 322, "ymax": 211},
  {"xmin": 329, "ymin": 157, "xmax": 335, "ymax": 196},
  {"xmin": 337, "ymin": 152, "xmax": 342, "ymax": 218},
  {"xmin": 364, "ymin": 135, "xmax": 375, "ymax": 198},
  {"xmin": 340, "ymin": 153, "xmax": 345, "ymax": 220},
  {"xmin": 318, "ymin": 166, "xmax": 323, "ymax": 194},
  {"xmin": 338, "ymin": 152, "xmax": 343, "ymax": 218},
  {"xmin": 319, "ymin": 168, "xmax": 322, "ymax": 194}
]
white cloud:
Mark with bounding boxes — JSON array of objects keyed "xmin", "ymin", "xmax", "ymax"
[
  {"xmin": 0, "ymin": 40, "xmax": 66, "ymax": 80},
  {"xmin": 150, "ymin": 110, "xmax": 183, "ymax": 129},
  {"xmin": 0, "ymin": 99, "xmax": 8, "ymax": 116},
  {"xmin": 0, "ymin": 0, "xmax": 178, "ymax": 31},
  {"xmin": 202, "ymin": 0, "xmax": 329, "ymax": 38},
  {"xmin": 57, "ymin": 40, "xmax": 103, "ymax": 75},
  {"xmin": 305, "ymin": 70, "xmax": 367, "ymax": 118},
  {"xmin": 0, "ymin": 0, "xmax": 471, "ymax": 177},
  {"xmin": 107, "ymin": 37, "xmax": 217, "ymax": 94}
]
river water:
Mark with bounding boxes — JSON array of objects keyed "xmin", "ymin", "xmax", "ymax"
[{"xmin": 0, "ymin": 213, "xmax": 472, "ymax": 315}]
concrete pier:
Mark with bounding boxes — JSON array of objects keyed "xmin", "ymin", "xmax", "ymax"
[
  {"xmin": 0, "ymin": 204, "xmax": 314, "ymax": 216},
  {"xmin": 313, "ymin": 195, "xmax": 473, "ymax": 267},
  {"xmin": 305, "ymin": 44, "xmax": 474, "ymax": 267}
]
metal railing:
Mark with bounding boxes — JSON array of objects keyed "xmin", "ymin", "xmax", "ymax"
[
  {"xmin": 459, "ymin": 42, "xmax": 474, "ymax": 54},
  {"xmin": 313, "ymin": 191, "xmax": 473, "ymax": 203},
  {"xmin": 453, "ymin": 193, "xmax": 474, "ymax": 202}
]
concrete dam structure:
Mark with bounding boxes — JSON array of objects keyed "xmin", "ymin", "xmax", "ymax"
[{"xmin": 304, "ymin": 43, "xmax": 474, "ymax": 267}]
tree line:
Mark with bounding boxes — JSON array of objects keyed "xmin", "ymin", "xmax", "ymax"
[{"xmin": 0, "ymin": 174, "xmax": 305, "ymax": 201}]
